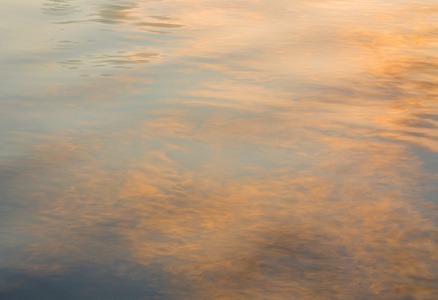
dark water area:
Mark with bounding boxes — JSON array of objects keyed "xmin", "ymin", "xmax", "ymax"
[{"xmin": 1, "ymin": 0, "xmax": 438, "ymax": 299}]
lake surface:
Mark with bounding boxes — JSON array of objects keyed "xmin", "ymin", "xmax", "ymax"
[{"xmin": 1, "ymin": 0, "xmax": 437, "ymax": 299}]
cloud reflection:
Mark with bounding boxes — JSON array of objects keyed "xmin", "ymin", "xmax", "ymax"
[
  {"xmin": 2, "ymin": 105, "xmax": 437, "ymax": 299},
  {"xmin": 1, "ymin": 0, "xmax": 438, "ymax": 299}
]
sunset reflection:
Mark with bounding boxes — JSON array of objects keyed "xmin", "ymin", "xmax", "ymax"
[{"xmin": 1, "ymin": 0, "xmax": 437, "ymax": 299}]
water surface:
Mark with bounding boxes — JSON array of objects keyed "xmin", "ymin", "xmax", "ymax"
[{"xmin": 1, "ymin": 0, "xmax": 438, "ymax": 299}]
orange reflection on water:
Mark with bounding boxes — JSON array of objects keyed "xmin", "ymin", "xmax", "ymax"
[
  {"xmin": 1, "ymin": 0, "xmax": 438, "ymax": 299},
  {"xmin": 3, "ymin": 98, "xmax": 436, "ymax": 298}
]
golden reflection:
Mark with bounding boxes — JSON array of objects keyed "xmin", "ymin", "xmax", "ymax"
[
  {"xmin": 1, "ymin": 0, "xmax": 438, "ymax": 299},
  {"xmin": 2, "ymin": 105, "xmax": 437, "ymax": 298}
]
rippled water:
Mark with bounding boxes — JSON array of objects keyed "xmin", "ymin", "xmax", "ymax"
[{"xmin": 1, "ymin": 0, "xmax": 438, "ymax": 299}]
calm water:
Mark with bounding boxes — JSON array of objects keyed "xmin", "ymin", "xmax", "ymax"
[{"xmin": 1, "ymin": 0, "xmax": 438, "ymax": 299}]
